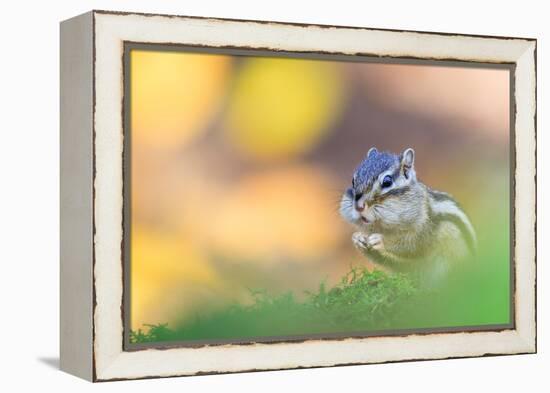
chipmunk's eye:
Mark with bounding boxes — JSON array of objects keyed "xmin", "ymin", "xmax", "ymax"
[{"xmin": 381, "ymin": 175, "xmax": 393, "ymax": 188}]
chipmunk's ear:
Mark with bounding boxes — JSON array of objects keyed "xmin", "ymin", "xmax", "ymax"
[
  {"xmin": 367, "ymin": 147, "xmax": 378, "ymax": 158},
  {"xmin": 401, "ymin": 148, "xmax": 415, "ymax": 178}
]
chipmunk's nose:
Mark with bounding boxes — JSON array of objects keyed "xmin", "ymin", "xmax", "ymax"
[{"xmin": 354, "ymin": 193, "xmax": 366, "ymax": 212}]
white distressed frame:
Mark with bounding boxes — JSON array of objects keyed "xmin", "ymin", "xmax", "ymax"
[{"xmin": 61, "ymin": 10, "xmax": 536, "ymax": 382}]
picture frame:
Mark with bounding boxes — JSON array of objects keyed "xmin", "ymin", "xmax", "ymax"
[{"xmin": 60, "ymin": 10, "xmax": 537, "ymax": 382}]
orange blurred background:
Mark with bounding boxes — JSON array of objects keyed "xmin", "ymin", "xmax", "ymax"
[{"xmin": 129, "ymin": 49, "xmax": 510, "ymax": 330}]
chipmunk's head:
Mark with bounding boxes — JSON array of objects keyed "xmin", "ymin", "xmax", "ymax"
[{"xmin": 340, "ymin": 147, "xmax": 421, "ymax": 229}]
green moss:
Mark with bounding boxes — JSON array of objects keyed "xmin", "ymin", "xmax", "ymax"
[{"xmin": 129, "ymin": 267, "xmax": 416, "ymax": 344}]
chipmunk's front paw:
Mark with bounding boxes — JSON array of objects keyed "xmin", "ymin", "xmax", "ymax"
[
  {"xmin": 352, "ymin": 232, "xmax": 385, "ymax": 252},
  {"xmin": 352, "ymin": 232, "xmax": 368, "ymax": 251},
  {"xmin": 366, "ymin": 233, "xmax": 384, "ymax": 251}
]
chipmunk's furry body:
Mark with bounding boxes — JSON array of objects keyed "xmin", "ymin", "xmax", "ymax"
[{"xmin": 340, "ymin": 147, "xmax": 476, "ymax": 285}]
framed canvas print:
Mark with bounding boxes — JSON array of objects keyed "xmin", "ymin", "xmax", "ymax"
[{"xmin": 60, "ymin": 10, "xmax": 537, "ymax": 382}]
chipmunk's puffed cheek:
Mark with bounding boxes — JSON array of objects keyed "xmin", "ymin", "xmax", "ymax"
[{"xmin": 339, "ymin": 193, "xmax": 360, "ymax": 223}]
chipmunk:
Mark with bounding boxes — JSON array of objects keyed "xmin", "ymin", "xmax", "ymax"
[{"xmin": 339, "ymin": 147, "xmax": 476, "ymax": 285}]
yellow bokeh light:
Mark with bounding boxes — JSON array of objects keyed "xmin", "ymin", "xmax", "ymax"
[
  {"xmin": 226, "ymin": 57, "xmax": 344, "ymax": 160},
  {"xmin": 131, "ymin": 50, "xmax": 231, "ymax": 149},
  {"xmin": 130, "ymin": 227, "xmax": 220, "ymax": 328}
]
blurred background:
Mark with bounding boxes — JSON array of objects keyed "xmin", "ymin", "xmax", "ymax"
[{"xmin": 129, "ymin": 49, "xmax": 510, "ymax": 332}]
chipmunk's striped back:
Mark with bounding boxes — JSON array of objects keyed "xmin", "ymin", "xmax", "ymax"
[{"xmin": 428, "ymin": 189, "xmax": 477, "ymax": 255}]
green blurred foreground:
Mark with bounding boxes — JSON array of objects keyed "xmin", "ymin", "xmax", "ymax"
[{"xmin": 130, "ymin": 268, "xmax": 414, "ymax": 343}]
